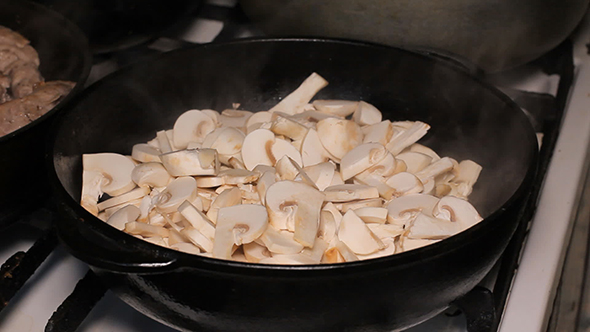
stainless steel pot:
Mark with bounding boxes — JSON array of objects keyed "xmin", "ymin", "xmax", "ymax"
[{"xmin": 239, "ymin": 0, "xmax": 589, "ymax": 72}]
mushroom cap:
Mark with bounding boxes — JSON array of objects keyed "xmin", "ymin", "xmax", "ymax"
[
  {"xmin": 154, "ymin": 176, "xmax": 197, "ymax": 214},
  {"xmin": 83, "ymin": 153, "xmax": 137, "ymax": 197},
  {"xmin": 160, "ymin": 149, "xmax": 219, "ymax": 177},
  {"xmin": 316, "ymin": 118, "xmax": 363, "ymax": 161},
  {"xmin": 338, "ymin": 210, "xmax": 384, "ymax": 255},
  {"xmin": 340, "ymin": 143, "xmax": 388, "ymax": 181},
  {"xmin": 312, "ymin": 99, "xmax": 358, "ymax": 117},
  {"xmin": 386, "ymin": 194, "xmax": 440, "ymax": 226},
  {"xmin": 213, "ymin": 204, "xmax": 269, "ymax": 259},
  {"xmin": 300, "ymin": 128, "xmax": 331, "ymax": 167},
  {"xmin": 241, "ymin": 128, "xmax": 276, "ymax": 171},
  {"xmin": 323, "ymin": 184, "xmax": 380, "ymax": 202},
  {"xmin": 433, "ymin": 196, "xmax": 483, "ymax": 229},
  {"xmin": 106, "ymin": 204, "xmax": 140, "ymax": 231},
  {"xmin": 173, "ymin": 109, "xmax": 216, "ymax": 149},
  {"xmin": 352, "ymin": 101, "xmax": 382, "ymax": 126},
  {"xmin": 131, "ymin": 162, "xmax": 172, "ymax": 188}
]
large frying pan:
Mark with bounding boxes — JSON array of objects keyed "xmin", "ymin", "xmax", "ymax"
[
  {"xmin": 49, "ymin": 39, "xmax": 537, "ymax": 331},
  {"xmin": 0, "ymin": 0, "xmax": 91, "ymax": 228}
]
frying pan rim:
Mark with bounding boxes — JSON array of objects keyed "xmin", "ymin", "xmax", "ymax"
[{"xmin": 48, "ymin": 37, "xmax": 538, "ymax": 274}]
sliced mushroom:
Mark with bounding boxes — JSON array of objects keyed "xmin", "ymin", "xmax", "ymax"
[
  {"xmin": 414, "ymin": 157, "xmax": 454, "ymax": 183},
  {"xmin": 181, "ymin": 227, "xmax": 214, "ymax": 252},
  {"xmin": 270, "ymin": 112, "xmax": 310, "ymax": 141},
  {"xmin": 195, "ymin": 176, "xmax": 225, "ymax": 188},
  {"xmin": 125, "ymin": 221, "xmax": 169, "ymax": 238},
  {"xmin": 357, "ymin": 237, "xmax": 396, "ymax": 260},
  {"xmin": 271, "ymin": 138, "xmax": 303, "ymax": 167},
  {"xmin": 352, "ymin": 101, "xmax": 382, "ymax": 126},
  {"xmin": 219, "ymin": 168, "xmax": 260, "ymax": 185},
  {"xmin": 105, "ymin": 205, "xmax": 140, "ymax": 231},
  {"xmin": 395, "ymin": 151, "xmax": 432, "ymax": 174},
  {"xmin": 265, "ymin": 180, "xmax": 325, "ymax": 247},
  {"xmin": 172, "ymin": 109, "xmax": 216, "ymax": 149},
  {"xmin": 268, "ymin": 72, "xmax": 328, "ymax": 115},
  {"xmin": 301, "ymin": 236, "xmax": 329, "ymax": 262},
  {"xmin": 219, "ymin": 109, "xmax": 253, "ymax": 130},
  {"xmin": 212, "ymin": 204, "xmax": 268, "ymax": 259},
  {"xmin": 385, "ymin": 172, "xmax": 424, "ymax": 197},
  {"xmin": 206, "ymin": 186, "xmax": 242, "ymax": 224},
  {"xmin": 323, "ymin": 184, "xmax": 379, "ymax": 202},
  {"xmin": 362, "ymin": 120, "xmax": 394, "ymax": 145},
  {"xmin": 386, "ymin": 121, "xmax": 430, "ymax": 155},
  {"xmin": 178, "ymin": 200, "xmax": 216, "ymax": 240},
  {"xmin": 334, "ymin": 240, "xmax": 360, "ymax": 262},
  {"xmin": 131, "ymin": 143, "xmax": 161, "ymax": 163},
  {"xmin": 338, "ymin": 210, "xmax": 384, "ymax": 255},
  {"xmin": 386, "ymin": 194, "xmax": 439, "ymax": 227},
  {"xmin": 409, "ymin": 143, "xmax": 441, "ymax": 161},
  {"xmin": 153, "ymin": 177, "xmax": 197, "ymax": 213},
  {"xmin": 156, "ymin": 130, "xmax": 173, "ymax": 153},
  {"xmin": 246, "ymin": 111, "xmax": 273, "ymax": 129},
  {"xmin": 312, "ymin": 99, "xmax": 358, "ymax": 117},
  {"xmin": 243, "ymin": 241, "xmax": 273, "ymax": 263},
  {"xmin": 300, "ymin": 128, "xmax": 331, "ymax": 167},
  {"xmin": 340, "ymin": 143, "xmax": 388, "ymax": 181},
  {"xmin": 259, "ymin": 225, "xmax": 304, "ymax": 254},
  {"xmin": 303, "ymin": 162, "xmax": 335, "ymax": 191},
  {"xmin": 202, "ymin": 127, "xmax": 245, "ymax": 162},
  {"xmin": 432, "ymin": 196, "xmax": 483, "ymax": 229},
  {"xmin": 366, "ymin": 223, "xmax": 404, "ymax": 239},
  {"xmin": 131, "ymin": 162, "xmax": 172, "ymax": 188},
  {"xmin": 354, "ymin": 152, "xmax": 397, "ymax": 180},
  {"xmin": 407, "ymin": 212, "xmax": 464, "ymax": 239},
  {"xmin": 275, "ymin": 155, "xmax": 300, "ymax": 180},
  {"xmin": 97, "ymin": 187, "xmax": 150, "ymax": 212},
  {"xmin": 335, "ymin": 198, "xmax": 383, "ymax": 213},
  {"xmin": 316, "ymin": 118, "xmax": 363, "ymax": 161},
  {"xmin": 241, "ymin": 128, "xmax": 276, "ymax": 170},
  {"xmin": 354, "ymin": 206, "xmax": 388, "ymax": 224},
  {"xmin": 160, "ymin": 148, "xmax": 219, "ymax": 177}
]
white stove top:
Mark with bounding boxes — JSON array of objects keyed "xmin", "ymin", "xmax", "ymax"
[{"xmin": 2, "ymin": 1, "xmax": 590, "ymax": 331}]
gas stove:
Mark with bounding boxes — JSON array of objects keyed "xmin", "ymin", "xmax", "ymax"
[{"xmin": 1, "ymin": 1, "xmax": 589, "ymax": 331}]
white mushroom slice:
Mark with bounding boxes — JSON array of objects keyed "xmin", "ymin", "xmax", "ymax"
[
  {"xmin": 354, "ymin": 207, "xmax": 388, "ymax": 224},
  {"xmin": 137, "ymin": 195, "xmax": 153, "ymax": 222},
  {"xmin": 271, "ymin": 138, "xmax": 303, "ymax": 167},
  {"xmin": 357, "ymin": 237, "xmax": 396, "ymax": 260},
  {"xmin": 329, "ymin": 170, "xmax": 345, "ymax": 186},
  {"xmin": 324, "ymin": 184, "xmax": 379, "ymax": 202},
  {"xmin": 353, "ymin": 175, "xmax": 395, "ymax": 200},
  {"xmin": 340, "ymin": 143, "xmax": 388, "ymax": 181},
  {"xmin": 322, "ymin": 247, "xmax": 345, "ymax": 263},
  {"xmin": 181, "ymin": 227, "xmax": 214, "ymax": 252},
  {"xmin": 212, "ymin": 204, "xmax": 268, "ymax": 259},
  {"xmin": 146, "ymin": 137, "xmax": 160, "ymax": 149},
  {"xmin": 385, "ymin": 172, "xmax": 424, "ymax": 197},
  {"xmin": 243, "ymin": 241, "xmax": 272, "ymax": 263},
  {"xmin": 301, "ymin": 237, "xmax": 329, "ymax": 262},
  {"xmin": 366, "ymin": 223, "xmax": 404, "ymax": 239},
  {"xmin": 201, "ymin": 109, "xmax": 221, "ymax": 127},
  {"xmin": 195, "ymin": 176, "xmax": 225, "ymax": 188},
  {"xmin": 219, "ymin": 109, "xmax": 253, "ymax": 130},
  {"xmin": 265, "ymin": 180, "xmax": 325, "ymax": 247},
  {"xmin": 354, "ymin": 152, "xmax": 397, "ymax": 180},
  {"xmin": 241, "ymin": 128, "xmax": 276, "ymax": 170},
  {"xmin": 270, "ymin": 112, "xmax": 310, "ymax": 141},
  {"xmin": 186, "ymin": 142, "xmax": 203, "ymax": 149},
  {"xmin": 228, "ymin": 156, "xmax": 246, "ymax": 170},
  {"xmin": 395, "ymin": 152, "xmax": 432, "ymax": 174},
  {"xmin": 316, "ymin": 118, "xmax": 363, "ymax": 161},
  {"xmin": 275, "ymin": 155, "xmax": 300, "ymax": 180},
  {"xmin": 386, "ymin": 194, "xmax": 439, "ymax": 227},
  {"xmin": 322, "ymin": 202, "xmax": 343, "ymax": 228},
  {"xmin": 336, "ymin": 198, "xmax": 383, "ymax": 213},
  {"xmin": 131, "ymin": 162, "xmax": 172, "ymax": 188},
  {"xmin": 125, "ymin": 221, "xmax": 169, "ymax": 238},
  {"xmin": 168, "ymin": 228, "xmax": 187, "ymax": 245},
  {"xmin": 149, "ymin": 210, "xmax": 167, "ymax": 228},
  {"xmin": 362, "ymin": 120, "xmax": 394, "ymax": 145},
  {"xmin": 143, "ymin": 236, "xmax": 168, "ymax": 247},
  {"xmin": 318, "ymin": 205, "xmax": 339, "ymax": 244},
  {"xmin": 131, "ymin": 143, "xmax": 161, "ymax": 163},
  {"xmin": 414, "ymin": 157, "xmax": 455, "ymax": 183},
  {"xmin": 97, "ymin": 187, "xmax": 150, "ymax": 212},
  {"xmin": 256, "ymin": 170, "xmax": 277, "ymax": 205},
  {"xmin": 292, "ymin": 110, "xmax": 341, "ymax": 123},
  {"xmin": 409, "ymin": 143, "xmax": 441, "ymax": 161},
  {"xmin": 160, "ymin": 148, "xmax": 219, "ymax": 177},
  {"xmin": 352, "ymin": 101, "xmax": 382, "ymax": 126},
  {"xmin": 334, "ymin": 240, "xmax": 360, "ymax": 262},
  {"xmin": 206, "ymin": 186, "xmax": 242, "ymax": 224},
  {"xmin": 338, "ymin": 210, "xmax": 384, "ymax": 255},
  {"xmin": 178, "ymin": 200, "xmax": 216, "ymax": 240},
  {"xmin": 156, "ymin": 130, "xmax": 173, "ymax": 153},
  {"xmin": 303, "ymin": 162, "xmax": 335, "ymax": 191},
  {"xmin": 259, "ymin": 254, "xmax": 318, "ymax": 265},
  {"xmin": 153, "ymin": 177, "xmax": 197, "ymax": 213},
  {"xmin": 386, "ymin": 121, "xmax": 430, "ymax": 155},
  {"xmin": 400, "ymin": 238, "xmax": 440, "ymax": 252},
  {"xmin": 312, "ymin": 99, "xmax": 358, "ymax": 117},
  {"xmin": 83, "ymin": 152, "xmax": 137, "ymax": 201},
  {"xmin": 246, "ymin": 111, "xmax": 273, "ymax": 128},
  {"xmin": 259, "ymin": 225, "xmax": 304, "ymax": 254},
  {"xmin": 433, "ymin": 196, "xmax": 483, "ymax": 229},
  {"xmin": 451, "ymin": 160, "xmax": 483, "ymax": 197},
  {"xmin": 173, "ymin": 109, "xmax": 216, "ymax": 149},
  {"xmin": 219, "ymin": 168, "xmax": 260, "ymax": 185},
  {"xmin": 170, "ymin": 242, "xmax": 201, "ymax": 255},
  {"xmin": 300, "ymin": 128, "xmax": 331, "ymax": 167},
  {"xmin": 407, "ymin": 212, "xmax": 464, "ymax": 239},
  {"xmin": 268, "ymin": 72, "xmax": 328, "ymax": 115},
  {"xmin": 105, "ymin": 205, "xmax": 140, "ymax": 231},
  {"xmin": 202, "ymin": 127, "xmax": 245, "ymax": 157},
  {"xmin": 103, "ymin": 198, "xmax": 143, "ymax": 220},
  {"xmin": 421, "ymin": 179, "xmax": 436, "ymax": 195}
]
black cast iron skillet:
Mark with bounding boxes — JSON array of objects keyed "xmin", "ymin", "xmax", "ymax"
[
  {"xmin": 0, "ymin": 0, "xmax": 91, "ymax": 229},
  {"xmin": 31, "ymin": 0, "xmax": 203, "ymax": 54},
  {"xmin": 49, "ymin": 38, "xmax": 537, "ymax": 331}
]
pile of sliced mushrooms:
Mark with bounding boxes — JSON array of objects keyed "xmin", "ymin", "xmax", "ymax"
[{"xmin": 81, "ymin": 72, "xmax": 483, "ymax": 265}]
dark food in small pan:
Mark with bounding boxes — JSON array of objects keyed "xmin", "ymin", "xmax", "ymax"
[{"xmin": 0, "ymin": 25, "xmax": 74, "ymax": 136}]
